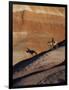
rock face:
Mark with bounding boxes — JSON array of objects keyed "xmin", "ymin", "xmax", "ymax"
[
  {"xmin": 13, "ymin": 5, "xmax": 65, "ymax": 65},
  {"xmin": 13, "ymin": 65, "xmax": 65, "ymax": 87},
  {"xmin": 12, "ymin": 4, "xmax": 66, "ymax": 88},
  {"xmin": 13, "ymin": 46, "xmax": 65, "ymax": 79},
  {"xmin": 13, "ymin": 43, "xmax": 65, "ymax": 87}
]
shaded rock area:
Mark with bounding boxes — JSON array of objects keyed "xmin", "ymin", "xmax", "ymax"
[
  {"xmin": 13, "ymin": 40, "xmax": 66, "ymax": 88},
  {"xmin": 12, "ymin": 5, "xmax": 66, "ymax": 88}
]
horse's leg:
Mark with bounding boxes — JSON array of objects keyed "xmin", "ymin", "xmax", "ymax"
[
  {"xmin": 55, "ymin": 44, "xmax": 58, "ymax": 49},
  {"xmin": 49, "ymin": 45, "xmax": 51, "ymax": 49},
  {"xmin": 48, "ymin": 43, "xmax": 51, "ymax": 49},
  {"xmin": 31, "ymin": 51, "xmax": 35, "ymax": 56},
  {"xmin": 52, "ymin": 42, "xmax": 55, "ymax": 48},
  {"xmin": 31, "ymin": 52, "xmax": 33, "ymax": 56},
  {"xmin": 34, "ymin": 51, "xmax": 37, "ymax": 55}
]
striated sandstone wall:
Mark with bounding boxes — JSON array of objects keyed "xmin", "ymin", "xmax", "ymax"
[{"xmin": 13, "ymin": 5, "xmax": 65, "ymax": 64}]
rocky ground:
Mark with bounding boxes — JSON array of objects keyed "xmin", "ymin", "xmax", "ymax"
[
  {"xmin": 12, "ymin": 5, "xmax": 66, "ymax": 88},
  {"xmin": 13, "ymin": 41, "xmax": 66, "ymax": 87}
]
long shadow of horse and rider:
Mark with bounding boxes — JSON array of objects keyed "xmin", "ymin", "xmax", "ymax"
[{"xmin": 13, "ymin": 39, "xmax": 65, "ymax": 73}]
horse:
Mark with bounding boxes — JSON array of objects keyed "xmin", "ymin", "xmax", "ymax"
[
  {"xmin": 48, "ymin": 38, "xmax": 58, "ymax": 49},
  {"xmin": 26, "ymin": 48, "xmax": 37, "ymax": 55}
]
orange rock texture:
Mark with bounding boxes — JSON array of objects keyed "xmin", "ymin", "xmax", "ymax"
[{"xmin": 13, "ymin": 5, "xmax": 65, "ymax": 65}]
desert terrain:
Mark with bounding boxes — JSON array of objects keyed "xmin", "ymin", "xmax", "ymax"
[
  {"xmin": 13, "ymin": 41, "xmax": 65, "ymax": 87},
  {"xmin": 13, "ymin": 5, "xmax": 65, "ymax": 65},
  {"xmin": 12, "ymin": 4, "xmax": 66, "ymax": 87}
]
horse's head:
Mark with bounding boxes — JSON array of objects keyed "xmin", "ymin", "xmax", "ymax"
[{"xmin": 26, "ymin": 48, "xmax": 30, "ymax": 53}]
